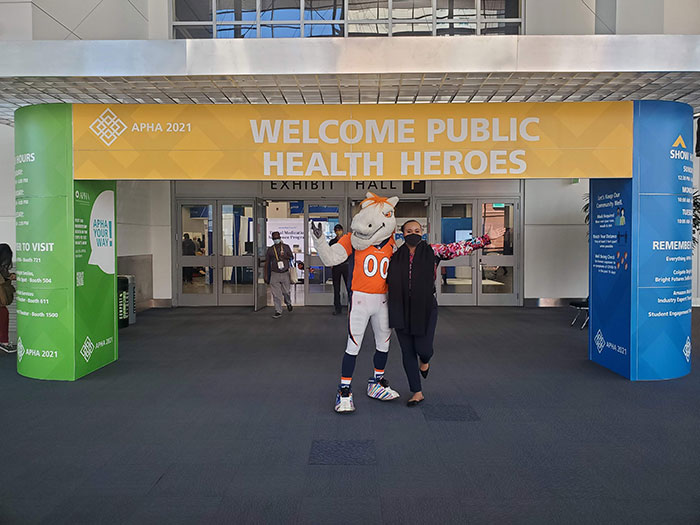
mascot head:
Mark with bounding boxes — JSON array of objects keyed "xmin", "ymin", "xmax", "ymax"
[{"xmin": 350, "ymin": 192, "xmax": 399, "ymax": 251}]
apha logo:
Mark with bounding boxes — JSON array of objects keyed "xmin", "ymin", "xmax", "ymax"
[
  {"xmin": 80, "ymin": 336, "xmax": 95, "ymax": 363},
  {"xmin": 89, "ymin": 108, "xmax": 127, "ymax": 147},
  {"xmin": 17, "ymin": 337, "xmax": 25, "ymax": 363},
  {"xmin": 682, "ymin": 336, "xmax": 691, "ymax": 363},
  {"xmin": 594, "ymin": 329, "xmax": 606, "ymax": 354}
]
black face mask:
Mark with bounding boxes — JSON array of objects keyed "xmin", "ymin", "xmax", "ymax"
[{"xmin": 404, "ymin": 234, "xmax": 422, "ymax": 247}]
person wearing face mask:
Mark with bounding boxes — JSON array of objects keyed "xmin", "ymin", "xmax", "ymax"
[
  {"xmin": 329, "ymin": 224, "xmax": 350, "ymax": 315},
  {"xmin": 264, "ymin": 231, "xmax": 294, "ymax": 319},
  {"xmin": 387, "ymin": 221, "xmax": 505, "ymax": 406}
]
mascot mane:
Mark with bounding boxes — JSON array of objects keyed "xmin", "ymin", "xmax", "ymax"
[{"xmin": 350, "ymin": 192, "xmax": 399, "ymax": 251}]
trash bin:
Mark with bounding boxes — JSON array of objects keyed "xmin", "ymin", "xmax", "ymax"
[{"xmin": 117, "ymin": 276, "xmax": 129, "ymax": 329}]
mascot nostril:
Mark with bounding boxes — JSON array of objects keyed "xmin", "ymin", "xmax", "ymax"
[{"xmin": 311, "ymin": 191, "xmax": 401, "ymax": 413}]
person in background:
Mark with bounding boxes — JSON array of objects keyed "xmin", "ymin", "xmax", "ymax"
[
  {"xmin": 182, "ymin": 233, "xmax": 196, "ymax": 283},
  {"xmin": 264, "ymin": 231, "xmax": 294, "ymax": 319},
  {"xmin": 329, "ymin": 224, "xmax": 350, "ymax": 315},
  {"xmin": 387, "ymin": 221, "xmax": 505, "ymax": 406},
  {"xmin": 0, "ymin": 243, "xmax": 16, "ymax": 353}
]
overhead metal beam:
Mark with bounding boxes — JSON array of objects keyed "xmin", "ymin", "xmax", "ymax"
[{"xmin": 1, "ymin": 35, "xmax": 700, "ymax": 78}]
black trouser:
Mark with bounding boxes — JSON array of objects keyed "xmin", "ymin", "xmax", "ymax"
[
  {"xmin": 332, "ymin": 264, "xmax": 350, "ymax": 313},
  {"xmin": 397, "ymin": 299, "xmax": 438, "ymax": 393}
]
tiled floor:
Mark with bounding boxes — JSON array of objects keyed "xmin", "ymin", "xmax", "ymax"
[{"xmin": 1, "ymin": 306, "xmax": 699, "ymax": 524}]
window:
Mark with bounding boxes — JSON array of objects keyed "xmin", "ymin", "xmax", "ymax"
[
  {"xmin": 172, "ymin": 0, "xmax": 521, "ymax": 38},
  {"xmin": 305, "ymin": 0, "xmax": 344, "ymax": 20},
  {"xmin": 260, "ymin": 0, "xmax": 302, "ymax": 21},
  {"xmin": 217, "ymin": 0, "xmax": 257, "ymax": 22}
]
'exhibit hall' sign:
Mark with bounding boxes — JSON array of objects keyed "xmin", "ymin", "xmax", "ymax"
[{"xmin": 72, "ymin": 102, "xmax": 633, "ymax": 181}]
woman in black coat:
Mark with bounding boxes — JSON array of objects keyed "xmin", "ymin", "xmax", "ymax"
[{"xmin": 387, "ymin": 221, "xmax": 504, "ymax": 406}]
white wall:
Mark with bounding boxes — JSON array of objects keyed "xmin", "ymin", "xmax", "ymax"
[
  {"xmin": 524, "ymin": 179, "xmax": 589, "ymax": 299},
  {"xmin": 616, "ymin": 0, "xmax": 700, "ymax": 34},
  {"xmin": 616, "ymin": 0, "xmax": 664, "ymax": 34},
  {"xmin": 148, "ymin": 0, "xmax": 170, "ymax": 39},
  {"xmin": 0, "ymin": 125, "xmax": 15, "ymax": 252},
  {"xmin": 31, "ymin": 0, "xmax": 149, "ymax": 39},
  {"xmin": 664, "ymin": 0, "xmax": 700, "ymax": 34},
  {"xmin": 116, "ymin": 181, "xmax": 172, "ymax": 300},
  {"xmin": 0, "ymin": 0, "xmax": 33, "ymax": 40},
  {"xmin": 525, "ymin": 0, "xmax": 596, "ymax": 35},
  {"xmin": 526, "ymin": 0, "xmax": 700, "ymax": 36},
  {"xmin": 1, "ymin": 0, "xmax": 171, "ymax": 40}
]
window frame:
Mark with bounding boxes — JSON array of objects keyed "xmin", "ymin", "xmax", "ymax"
[{"xmin": 170, "ymin": 0, "xmax": 524, "ymax": 38}]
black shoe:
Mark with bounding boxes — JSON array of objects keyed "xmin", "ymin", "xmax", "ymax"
[
  {"xmin": 420, "ymin": 363, "xmax": 430, "ymax": 379},
  {"xmin": 407, "ymin": 398, "xmax": 424, "ymax": 407},
  {"xmin": 272, "ymin": 312, "xmax": 282, "ymax": 319},
  {"xmin": 287, "ymin": 303, "xmax": 293, "ymax": 312},
  {"xmin": 0, "ymin": 343, "xmax": 17, "ymax": 353}
]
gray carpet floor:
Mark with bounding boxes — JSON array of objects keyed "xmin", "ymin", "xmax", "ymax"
[{"xmin": 1, "ymin": 306, "xmax": 699, "ymax": 524}]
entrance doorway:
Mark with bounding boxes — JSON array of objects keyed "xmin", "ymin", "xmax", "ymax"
[
  {"xmin": 305, "ymin": 200, "xmax": 347, "ymax": 306},
  {"xmin": 265, "ymin": 199, "xmax": 348, "ymax": 307},
  {"xmin": 176, "ymin": 200, "xmax": 262, "ymax": 306},
  {"xmin": 173, "ymin": 185, "xmax": 520, "ymax": 308},
  {"xmin": 434, "ymin": 198, "xmax": 520, "ymax": 306},
  {"xmin": 264, "ymin": 200, "xmax": 305, "ymax": 307}
]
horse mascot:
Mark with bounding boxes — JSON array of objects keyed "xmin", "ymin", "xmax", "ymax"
[{"xmin": 311, "ymin": 192, "xmax": 400, "ymax": 413}]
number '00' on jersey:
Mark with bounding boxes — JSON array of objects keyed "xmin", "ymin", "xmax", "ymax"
[{"xmin": 338, "ymin": 233, "xmax": 394, "ymax": 295}]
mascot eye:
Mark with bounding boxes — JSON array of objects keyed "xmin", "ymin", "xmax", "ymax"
[{"xmin": 384, "ymin": 211, "xmax": 393, "ymax": 218}]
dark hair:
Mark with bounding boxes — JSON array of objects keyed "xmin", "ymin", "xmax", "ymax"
[
  {"xmin": 400, "ymin": 220, "xmax": 421, "ymax": 234},
  {"xmin": 184, "ymin": 233, "xmax": 190, "ymax": 239},
  {"xmin": 0, "ymin": 243, "xmax": 12, "ymax": 268},
  {"xmin": 271, "ymin": 231, "xmax": 281, "ymax": 238},
  {"xmin": 334, "ymin": 224, "xmax": 343, "ymax": 231}
]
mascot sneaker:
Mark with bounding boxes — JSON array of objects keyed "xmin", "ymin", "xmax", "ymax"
[
  {"xmin": 335, "ymin": 385, "xmax": 356, "ymax": 413},
  {"xmin": 367, "ymin": 377, "xmax": 400, "ymax": 401}
]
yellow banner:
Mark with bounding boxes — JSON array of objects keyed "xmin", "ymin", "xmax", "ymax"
[{"xmin": 73, "ymin": 102, "xmax": 633, "ymax": 181}]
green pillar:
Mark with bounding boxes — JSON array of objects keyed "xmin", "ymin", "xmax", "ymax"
[{"xmin": 14, "ymin": 104, "xmax": 118, "ymax": 380}]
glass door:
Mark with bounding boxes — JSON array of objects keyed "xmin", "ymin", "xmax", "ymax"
[
  {"xmin": 476, "ymin": 199, "xmax": 520, "ymax": 306},
  {"xmin": 434, "ymin": 200, "xmax": 477, "ymax": 306},
  {"xmin": 177, "ymin": 201, "xmax": 216, "ymax": 306},
  {"xmin": 254, "ymin": 198, "xmax": 268, "ymax": 311},
  {"xmin": 305, "ymin": 200, "xmax": 346, "ymax": 306},
  {"xmin": 218, "ymin": 201, "xmax": 255, "ymax": 306}
]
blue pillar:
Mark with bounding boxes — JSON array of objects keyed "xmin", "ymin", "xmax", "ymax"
[{"xmin": 590, "ymin": 100, "xmax": 693, "ymax": 380}]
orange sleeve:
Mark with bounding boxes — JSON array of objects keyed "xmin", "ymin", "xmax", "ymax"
[{"xmin": 338, "ymin": 233, "xmax": 353, "ymax": 256}]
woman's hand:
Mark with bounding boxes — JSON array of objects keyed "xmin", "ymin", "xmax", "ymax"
[{"xmin": 486, "ymin": 227, "xmax": 506, "ymax": 240}]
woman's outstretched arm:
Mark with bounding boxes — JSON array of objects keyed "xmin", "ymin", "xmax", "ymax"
[{"xmin": 430, "ymin": 227, "xmax": 506, "ymax": 260}]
